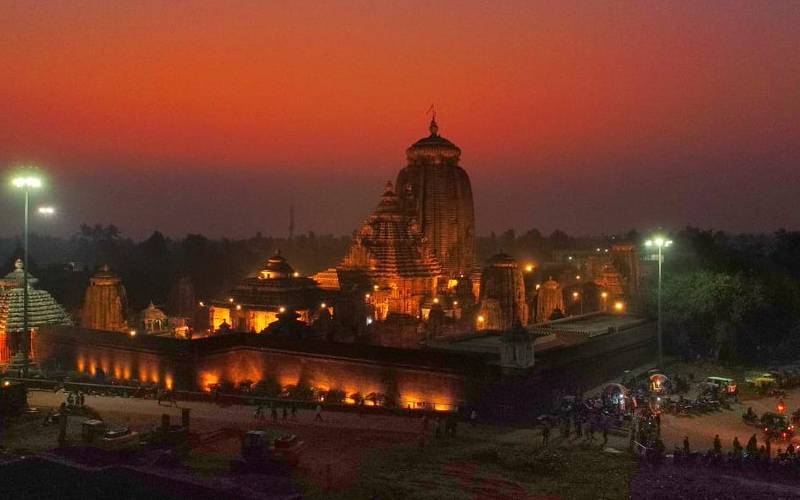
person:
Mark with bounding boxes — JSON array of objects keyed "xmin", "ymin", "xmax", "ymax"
[
  {"xmin": 433, "ymin": 417, "xmax": 441, "ymax": 438},
  {"xmin": 683, "ymin": 436, "xmax": 690, "ymax": 455},
  {"xmin": 587, "ymin": 421, "xmax": 596, "ymax": 444},
  {"xmin": 788, "ymin": 442, "xmax": 796, "ymax": 457},
  {"xmin": 314, "ymin": 404, "xmax": 323, "ymax": 422},
  {"xmin": 254, "ymin": 405, "xmax": 263, "ymax": 420},
  {"xmin": 79, "ymin": 392, "xmax": 85, "ymax": 407},
  {"xmin": 746, "ymin": 434, "xmax": 758, "ymax": 457},
  {"xmin": 766, "ymin": 436, "xmax": 772, "ymax": 461},
  {"xmin": 470, "ymin": 409, "xmax": 477, "ymax": 427},
  {"xmin": 541, "ymin": 423, "xmax": 550, "ymax": 447},
  {"xmin": 291, "ymin": 403, "xmax": 297, "ymax": 420},
  {"xmin": 732, "ymin": 437, "xmax": 743, "ymax": 459},
  {"xmin": 713, "ymin": 435, "xmax": 722, "ymax": 455}
]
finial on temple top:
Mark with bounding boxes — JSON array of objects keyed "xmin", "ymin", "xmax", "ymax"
[{"xmin": 426, "ymin": 104, "xmax": 438, "ymax": 136}]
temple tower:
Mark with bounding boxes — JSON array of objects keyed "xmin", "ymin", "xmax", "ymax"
[
  {"xmin": 536, "ymin": 278, "xmax": 565, "ymax": 322},
  {"xmin": 80, "ymin": 264, "xmax": 128, "ymax": 332},
  {"xmin": 396, "ymin": 117, "xmax": 475, "ymax": 277},
  {"xmin": 339, "ymin": 181, "xmax": 441, "ymax": 319},
  {"xmin": 477, "ymin": 253, "xmax": 528, "ymax": 331}
]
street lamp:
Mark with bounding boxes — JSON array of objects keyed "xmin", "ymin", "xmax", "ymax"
[
  {"xmin": 601, "ymin": 291, "xmax": 608, "ymax": 311},
  {"xmin": 11, "ymin": 173, "xmax": 43, "ymax": 377},
  {"xmin": 645, "ymin": 236, "xmax": 673, "ymax": 369}
]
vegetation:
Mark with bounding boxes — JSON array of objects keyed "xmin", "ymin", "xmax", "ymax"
[
  {"xmin": 302, "ymin": 427, "xmax": 637, "ymax": 500},
  {"xmin": 640, "ymin": 228, "xmax": 800, "ymax": 365}
]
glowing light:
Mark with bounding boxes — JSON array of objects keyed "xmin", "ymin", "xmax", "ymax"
[
  {"xmin": 11, "ymin": 175, "xmax": 42, "ymax": 189},
  {"xmin": 645, "ymin": 237, "xmax": 673, "ymax": 249},
  {"xmin": 365, "ymin": 293, "xmax": 370, "ymax": 299},
  {"xmin": 572, "ymin": 291, "xmax": 580, "ymax": 299},
  {"xmin": 568, "ymin": 256, "xmax": 573, "ymax": 260},
  {"xmin": 129, "ymin": 329, "xmax": 137, "ymax": 337},
  {"xmin": 453, "ymin": 300, "xmax": 458, "ymax": 306},
  {"xmin": 601, "ymin": 292, "xmax": 608, "ymax": 298},
  {"xmin": 575, "ymin": 275, "xmax": 581, "ymax": 280},
  {"xmin": 2, "ymin": 381, "xmax": 10, "ymax": 387},
  {"xmin": 477, "ymin": 315, "xmax": 485, "ymax": 323},
  {"xmin": 320, "ymin": 302, "xmax": 327, "ymax": 309},
  {"xmin": 525, "ymin": 264, "xmax": 534, "ymax": 272},
  {"xmin": 279, "ymin": 306, "xmax": 286, "ymax": 313},
  {"xmin": 228, "ymin": 297, "xmax": 234, "ymax": 303},
  {"xmin": 613, "ymin": 301, "xmax": 625, "ymax": 312},
  {"xmin": 433, "ymin": 297, "xmax": 439, "ymax": 304},
  {"xmin": 293, "ymin": 271, "xmax": 299, "ymax": 277},
  {"xmin": 37, "ymin": 206, "xmax": 55, "ymax": 215},
  {"xmin": 535, "ymin": 283, "xmax": 541, "ymax": 290},
  {"xmin": 236, "ymin": 304, "xmax": 242, "ymax": 310},
  {"xmin": 366, "ymin": 317, "xmax": 373, "ymax": 325},
  {"xmin": 199, "ymin": 301, "xmax": 205, "ymax": 307},
  {"xmin": 373, "ymin": 284, "xmax": 379, "ymax": 291}
]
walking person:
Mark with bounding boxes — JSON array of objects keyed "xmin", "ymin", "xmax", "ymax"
[
  {"xmin": 470, "ymin": 409, "xmax": 477, "ymax": 427},
  {"xmin": 713, "ymin": 434, "xmax": 722, "ymax": 455},
  {"xmin": 314, "ymin": 404, "xmax": 323, "ymax": 422},
  {"xmin": 541, "ymin": 423, "xmax": 550, "ymax": 447},
  {"xmin": 683, "ymin": 436, "xmax": 690, "ymax": 456}
]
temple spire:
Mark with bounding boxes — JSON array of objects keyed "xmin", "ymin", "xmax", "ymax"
[{"xmin": 427, "ymin": 104, "xmax": 438, "ymax": 136}]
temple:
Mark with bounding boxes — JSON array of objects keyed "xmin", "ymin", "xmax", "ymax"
[
  {"xmin": 80, "ymin": 265, "xmax": 128, "ymax": 332},
  {"xmin": 209, "ymin": 252, "xmax": 327, "ymax": 333},
  {"xmin": 0, "ymin": 260, "xmax": 72, "ymax": 365},
  {"xmin": 338, "ymin": 181, "xmax": 441, "ymax": 320},
  {"xmin": 396, "ymin": 117, "xmax": 475, "ymax": 278},
  {"xmin": 477, "ymin": 253, "xmax": 528, "ymax": 331}
]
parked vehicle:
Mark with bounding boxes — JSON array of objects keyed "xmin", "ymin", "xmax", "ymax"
[{"xmin": 761, "ymin": 412, "xmax": 795, "ymax": 439}]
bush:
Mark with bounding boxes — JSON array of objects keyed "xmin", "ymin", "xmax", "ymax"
[
  {"xmin": 253, "ymin": 377, "xmax": 282, "ymax": 397},
  {"xmin": 325, "ymin": 389, "xmax": 346, "ymax": 404}
]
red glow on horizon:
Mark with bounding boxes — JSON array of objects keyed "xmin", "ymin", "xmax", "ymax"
[{"xmin": 1, "ymin": 2, "xmax": 798, "ymax": 236}]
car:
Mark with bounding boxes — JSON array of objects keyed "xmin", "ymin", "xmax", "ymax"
[{"xmin": 760, "ymin": 412, "xmax": 795, "ymax": 439}]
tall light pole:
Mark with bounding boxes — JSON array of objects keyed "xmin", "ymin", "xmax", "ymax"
[
  {"xmin": 645, "ymin": 236, "xmax": 673, "ymax": 369},
  {"xmin": 11, "ymin": 174, "xmax": 43, "ymax": 378}
]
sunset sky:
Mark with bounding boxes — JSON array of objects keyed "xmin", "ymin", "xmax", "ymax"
[{"xmin": 1, "ymin": 1, "xmax": 798, "ymax": 239}]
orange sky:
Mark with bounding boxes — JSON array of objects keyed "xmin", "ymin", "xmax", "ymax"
[{"xmin": 1, "ymin": 1, "xmax": 798, "ymax": 238}]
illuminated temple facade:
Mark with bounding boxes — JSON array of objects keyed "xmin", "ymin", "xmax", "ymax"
[
  {"xmin": 0, "ymin": 260, "xmax": 72, "ymax": 365},
  {"xmin": 338, "ymin": 182, "xmax": 441, "ymax": 320},
  {"xmin": 209, "ymin": 253, "xmax": 327, "ymax": 333},
  {"xmin": 80, "ymin": 265, "xmax": 128, "ymax": 332},
  {"xmin": 396, "ymin": 118, "xmax": 475, "ymax": 278}
]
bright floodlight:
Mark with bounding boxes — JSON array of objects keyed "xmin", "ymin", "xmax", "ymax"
[
  {"xmin": 37, "ymin": 206, "xmax": 55, "ymax": 215},
  {"xmin": 11, "ymin": 175, "xmax": 42, "ymax": 189},
  {"xmin": 645, "ymin": 236, "xmax": 673, "ymax": 248}
]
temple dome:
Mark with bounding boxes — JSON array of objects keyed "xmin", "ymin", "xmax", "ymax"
[
  {"xmin": 405, "ymin": 119, "xmax": 461, "ymax": 165},
  {"xmin": 260, "ymin": 252, "xmax": 295, "ymax": 279},
  {"xmin": 0, "ymin": 259, "xmax": 38, "ymax": 289}
]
